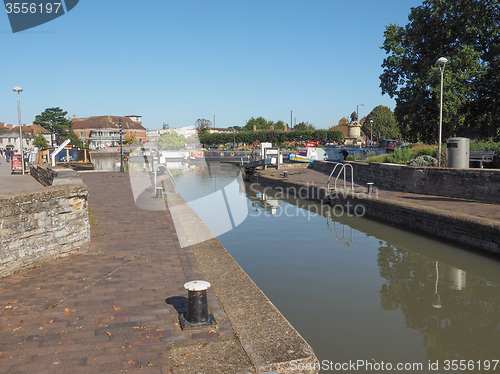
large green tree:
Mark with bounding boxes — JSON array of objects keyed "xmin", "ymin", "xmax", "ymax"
[
  {"xmin": 362, "ymin": 105, "xmax": 400, "ymax": 141},
  {"xmin": 33, "ymin": 107, "xmax": 74, "ymax": 143},
  {"xmin": 243, "ymin": 117, "xmax": 286, "ymax": 131},
  {"xmin": 380, "ymin": 0, "xmax": 499, "ymax": 142}
]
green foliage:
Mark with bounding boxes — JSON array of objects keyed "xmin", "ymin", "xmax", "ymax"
[
  {"xmin": 362, "ymin": 105, "xmax": 399, "ymax": 141},
  {"xmin": 345, "ymin": 155, "xmax": 355, "ymax": 161},
  {"xmin": 33, "ymin": 107, "xmax": 73, "ymax": 143},
  {"xmin": 409, "ymin": 155, "xmax": 438, "ymax": 167},
  {"xmin": 155, "ymin": 132, "xmax": 187, "ymax": 150},
  {"xmin": 380, "ymin": 0, "xmax": 499, "ymax": 142},
  {"xmin": 197, "ymin": 130, "xmax": 343, "ymax": 147},
  {"xmin": 294, "ymin": 122, "xmax": 315, "ymax": 131},
  {"xmin": 33, "ymin": 133, "xmax": 49, "ymax": 148},
  {"xmin": 411, "ymin": 143, "xmax": 437, "ymax": 158},
  {"xmin": 386, "ymin": 148, "xmax": 414, "ymax": 164},
  {"xmin": 65, "ymin": 131, "xmax": 84, "ymax": 147},
  {"xmin": 366, "ymin": 154, "xmax": 389, "ymax": 163}
]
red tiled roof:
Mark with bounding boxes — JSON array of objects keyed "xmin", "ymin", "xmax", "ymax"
[{"xmin": 72, "ymin": 116, "xmax": 146, "ymax": 131}]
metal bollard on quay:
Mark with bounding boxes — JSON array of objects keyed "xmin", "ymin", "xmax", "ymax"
[{"xmin": 179, "ymin": 280, "xmax": 216, "ymax": 330}]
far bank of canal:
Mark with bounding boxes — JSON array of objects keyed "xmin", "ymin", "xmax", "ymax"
[{"xmin": 172, "ymin": 162, "xmax": 500, "ymax": 373}]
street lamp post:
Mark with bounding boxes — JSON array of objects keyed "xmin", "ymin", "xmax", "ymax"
[
  {"xmin": 356, "ymin": 104, "xmax": 364, "ymax": 121},
  {"xmin": 437, "ymin": 57, "xmax": 448, "ymax": 168},
  {"xmin": 370, "ymin": 120, "xmax": 373, "ymax": 145},
  {"xmin": 119, "ymin": 118, "xmax": 124, "ymax": 172},
  {"xmin": 13, "ymin": 86, "xmax": 24, "ymax": 175}
]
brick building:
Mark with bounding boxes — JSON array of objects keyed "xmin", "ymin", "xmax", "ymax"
[{"xmin": 71, "ymin": 115, "xmax": 146, "ymax": 149}]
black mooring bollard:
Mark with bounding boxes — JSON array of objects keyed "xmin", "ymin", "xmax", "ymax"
[
  {"xmin": 180, "ymin": 280, "xmax": 216, "ymax": 329},
  {"xmin": 283, "ymin": 171, "xmax": 288, "ymax": 178},
  {"xmin": 155, "ymin": 187, "xmax": 163, "ymax": 199}
]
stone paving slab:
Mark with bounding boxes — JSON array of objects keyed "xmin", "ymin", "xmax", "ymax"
[{"xmin": 0, "ymin": 172, "xmax": 252, "ymax": 373}]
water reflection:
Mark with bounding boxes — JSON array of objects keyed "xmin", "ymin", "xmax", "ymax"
[
  {"xmin": 326, "ymin": 215, "xmax": 353, "ymax": 247},
  {"xmin": 137, "ymin": 162, "xmax": 500, "ymax": 373}
]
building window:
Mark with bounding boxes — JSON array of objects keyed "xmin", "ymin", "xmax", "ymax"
[{"xmin": 80, "ymin": 131, "xmax": 84, "ymax": 136}]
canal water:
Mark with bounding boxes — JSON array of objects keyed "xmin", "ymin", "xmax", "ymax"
[{"xmin": 95, "ymin": 157, "xmax": 500, "ymax": 373}]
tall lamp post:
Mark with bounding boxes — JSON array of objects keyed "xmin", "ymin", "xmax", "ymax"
[
  {"xmin": 356, "ymin": 103, "xmax": 364, "ymax": 121},
  {"xmin": 370, "ymin": 120, "xmax": 373, "ymax": 145},
  {"xmin": 118, "ymin": 118, "xmax": 124, "ymax": 172},
  {"xmin": 437, "ymin": 57, "xmax": 448, "ymax": 168},
  {"xmin": 13, "ymin": 86, "xmax": 25, "ymax": 175}
]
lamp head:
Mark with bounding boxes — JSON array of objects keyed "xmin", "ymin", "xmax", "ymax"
[
  {"xmin": 436, "ymin": 57, "xmax": 448, "ymax": 66},
  {"xmin": 13, "ymin": 86, "xmax": 23, "ymax": 93}
]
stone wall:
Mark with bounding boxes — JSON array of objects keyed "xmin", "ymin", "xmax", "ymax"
[
  {"xmin": 0, "ymin": 185, "xmax": 90, "ymax": 277},
  {"xmin": 29, "ymin": 165, "xmax": 57, "ymax": 186},
  {"xmin": 249, "ymin": 173, "xmax": 500, "ymax": 254},
  {"xmin": 312, "ymin": 161, "xmax": 500, "ymax": 203}
]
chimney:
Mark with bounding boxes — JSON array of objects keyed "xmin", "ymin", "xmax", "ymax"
[
  {"xmin": 284, "ymin": 124, "xmax": 288, "ymax": 132},
  {"xmin": 253, "ymin": 125, "xmax": 256, "ymax": 132},
  {"xmin": 0, "ymin": 122, "xmax": 4, "ymax": 128},
  {"xmin": 6, "ymin": 124, "xmax": 13, "ymax": 130},
  {"xmin": 73, "ymin": 114, "xmax": 76, "ymax": 118},
  {"xmin": 270, "ymin": 125, "xmax": 274, "ymax": 131}
]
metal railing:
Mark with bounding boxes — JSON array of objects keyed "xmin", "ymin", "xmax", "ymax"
[{"xmin": 326, "ymin": 162, "xmax": 354, "ymax": 193}]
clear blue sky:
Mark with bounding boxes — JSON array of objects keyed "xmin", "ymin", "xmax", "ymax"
[{"xmin": 0, "ymin": 0, "xmax": 423, "ymax": 130}]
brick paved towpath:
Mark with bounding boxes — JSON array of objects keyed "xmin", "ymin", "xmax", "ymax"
[{"xmin": 0, "ymin": 172, "xmax": 254, "ymax": 374}]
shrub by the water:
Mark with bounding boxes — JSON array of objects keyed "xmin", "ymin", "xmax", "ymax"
[
  {"xmin": 365, "ymin": 154, "xmax": 389, "ymax": 163},
  {"xmin": 386, "ymin": 148, "xmax": 414, "ymax": 164},
  {"xmin": 409, "ymin": 155, "xmax": 438, "ymax": 167}
]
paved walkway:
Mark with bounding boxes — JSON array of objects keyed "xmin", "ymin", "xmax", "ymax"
[
  {"xmin": 260, "ymin": 167, "xmax": 500, "ymax": 223},
  {"xmin": 0, "ymin": 156, "xmax": 43, "ymax": 194},
  {"xmin": 0, "ymin": 172, "xmax": 248, "ymax": 374}
]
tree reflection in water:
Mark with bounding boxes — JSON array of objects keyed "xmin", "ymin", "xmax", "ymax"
[{"xmin": 377, "ymin": 243, "xmax": 500, "ymax": 365}]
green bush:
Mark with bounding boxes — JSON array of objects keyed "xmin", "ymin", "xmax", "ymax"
[
  {"xmin": 345, "ymin": 155, "xmax": 355, "ymax": 161},
  {"xmin": 411, "ymin": 143, "xmax": 436, "ymax": 157},
  {"xmin": 409, "ymin": 155, "xmax": 438, "ymax": 167},
  {"xmin": 386, "ymin": 148, "xmax": 414, "ymax": 164},
  {"xmin": 366, "ymin": 154, "xmax": 389, "ymax": 163}
]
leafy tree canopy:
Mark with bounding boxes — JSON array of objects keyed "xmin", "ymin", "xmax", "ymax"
[
  {"xmin": 33, "ymin": 133, "xmax": 49, "ymax": 148},
  {"xmin": 155, "ymin": 132, "xmax": 187, "ymax": 150},
  {"xmin": 362, "ymin": 105, "xmax": 400, "ymax": 141},
  {"xmin": 65, "ymin": 131, "xmax": 84, "ymax": 147},
  {"xmin": 33, "ymin": 107, "xmax": 73, "ymax": 137},
  {"xmin": 380, "ymin": 0, "xmax": 500, "ymax": 142},
  {"xmin": 243, "ymin": 117, "xmax": 285, "ymax": 131},
  {"xmin": 294, "ymin": 122, "xmax": 315, "ymax": 131}
]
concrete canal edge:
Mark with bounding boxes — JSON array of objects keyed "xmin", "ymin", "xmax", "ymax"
[
  {"xmin": 166, "ymin": 192, "xmax": 320, "ymax": 374},
  {"xmin": 248, "ymin": 173, "xmax": 500, "ymax": 255}
]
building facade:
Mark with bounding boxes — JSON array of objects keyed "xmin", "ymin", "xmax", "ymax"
[{"xmin": 71, "ymin": 115, "xmax": 146, "ymax": 149}]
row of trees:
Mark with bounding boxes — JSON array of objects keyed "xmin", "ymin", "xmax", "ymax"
[
  {"xmin": 380, "ymin": 0, "xmax": 499, "ymax": 142},
  {"xmin": 198, "ymin": 129, "xmax": 343, "ymax": 147}
]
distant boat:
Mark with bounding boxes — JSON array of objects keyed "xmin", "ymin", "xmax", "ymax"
[
  {"xmin": 289, "ymin": 147, "xmax": 327, "ymax": 163},
  {"xmin": 37, "ymin": 146, "xmax": 94, "ymax": 170}
]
